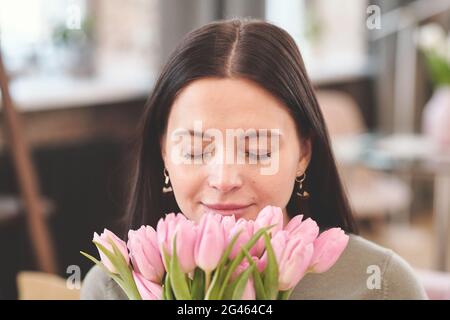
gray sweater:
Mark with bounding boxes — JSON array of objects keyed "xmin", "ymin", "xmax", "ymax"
[{"xmin": 80, "ymin": 234, "xmax": 427, "ymax": 300}]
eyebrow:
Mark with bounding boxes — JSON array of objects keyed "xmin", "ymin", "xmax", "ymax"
[
  {"xmin": 173, "ymin": 129, "xmax": 282, "ymax": 139},
  {"xmin": 240, "ymin": 130, "xmax": 282, "ymax": 140},
  {"xmin": 173, "ymin": 129, "xmax": 211, "ymax": 139}
]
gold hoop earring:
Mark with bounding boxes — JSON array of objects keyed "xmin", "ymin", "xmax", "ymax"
[
  {"xmin": 295, "ymin": 172, "xmax": 310, "ymax": 199},
  {"xmin": 162, "ymin": 168, "xmax": 173, "ymax": 193}
]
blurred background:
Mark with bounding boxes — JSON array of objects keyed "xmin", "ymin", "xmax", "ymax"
[{"xmin": 1, "ymin": 0, "xmax": 450, "ymax": 299}]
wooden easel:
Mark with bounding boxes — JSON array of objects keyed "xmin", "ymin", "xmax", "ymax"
[{"xmin": 0, "ymin": 51, "xmax": 57, "ymax": 274}]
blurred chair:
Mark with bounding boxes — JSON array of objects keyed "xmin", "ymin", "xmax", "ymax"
[
  {"xmin": 316, "ymin": 90, "xmax": 412, "ymax": 222},
  {"xmin": 0, "ymin": 196, "xmax": 54, "ymax": 225},
  {"xmin": 1, "ymin": 51, "xmax": 57, "ymax": 274},
  {"xmin": 316, "ymin": 90, "xmax": 366, "ymax": 137},
  {"xmin": 0, "ymin": 196, "xmax": 22, "ymax": 226},
  {"xmin": 17, "ymin": 271, "xmax": 80, "ymax": 300}
]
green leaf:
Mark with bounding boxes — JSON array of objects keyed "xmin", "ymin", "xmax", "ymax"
[
  {"xmin": 164, "ymin": 273, "xmax": 174, "ymax": 300},
  {"xmin": 231, "ymin": 265, "xmax": 255, "ymax": 300},
  {"xmin": 80, "ymin": 250, "xmax": 111, "ymax": 278},
  {"xmin": 83, "ymin": 246, "xmax": 131, "ymax": 299},
  {"xmin": 162, "ymin": 247, "xmax": 171, "ymax": 273},
  {"xmin": 93, "ymin": 240, "xmax": 135, "ymax": 290},
  {"xmin": 278, "ymin": 289, "xmax": 293, "ymax": 300},
  {"xmin": 262, "ymin": 233, "xmax": 279, "ymax": 300},
  {"xmin": 92, "ymin": 242, "xmax": 122, "ymax": 273},
  {"xmin": 161, "ymin": 248, "xmax": 172, "ymax": 301},
  {"xmin": 93, "ymin": 240, "xmax": 141, "ymax": 300},
  {"xmin": 80, "ymin": 250, "xmax": 123, "ymax": 286},
  {"xmin": 241, "ymin": 248, "xmax": 267, "ymax": 300},
  {"xmin": 424, "ymin": 50, "xmax": 450, "ymax": 87},
  {"xmin": 169, "ymin": 235, "xmax": 192, "ymax": 300},
  {"xmin": 191, "ymin": 268, "xmax": 205, "ymax": 300},
  {"xmin": 80, "ymin": 250, "xmax": 101, "ymax": 266},
  {"xmin": 222, "ymin": 264, "xmax": 255, "ymax": 300},
  {"xmin": 217, "ymin": 229, "xmax": 243, "ymax": 270},
  {"xmin": 205, "ymin": 230, "xmax": 242, "ymax": 300},
  {"xmin": 107, "ymin": 240, "xmax": 141, "ymax": 300},
  {"xmin": 218, "ymin": 225, "xmax": 275, "ymax": 299},
  {"xmin": 204, "ymin": 269, "xmax": 221, "ymax": 300},
  {"xmin": 222, "ymin": 271, "xmax": 242, "ymax": 299}
]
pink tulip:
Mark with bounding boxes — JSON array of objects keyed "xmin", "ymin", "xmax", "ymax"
[
  {"xmin": 156, "ymin": 213, "xmax": 186, "ymax": 256},
  {"xmin": 232, "ymin": 256, "xmax": 265, "ymax": 281},
  {"xmin": 232, "ymin": 259, "xmax": 249, "ymax": 280},
  {"xmin": 174, "ymin": 219, "xmax": 197, "ymax": 273},
  {"xmin": 267, "ymin": 230, "xmax": 314, "ymax": 291},
  {"xmin": 309, "ymin": 228, "xmax": 349, "ymax": 273},
  {"xmin": 284, "ymin": 215, "xmax": 319, "ymax": 244},
  {"xmin": 255, "ymin": 255, "xmax": 267, "ymax": 273},
  {"xmin": 194, "ymin": 213, "xmax": 225, "ymax": 272},
  {"xmin": 253, "ymin": 206, "xmax": 284, "ymax": 256},
  {"xmin": 228, "ymin": 219, "xmax": 257, "ymax": 259},
  {"xmin": 254, "ymin": 205, "xmax": 284, "ymax": 234},
  {"xmin": 156, "ymin": 213, "xmax": 197, "ymax": 274},
  {"xmin": 212, "ymin": 213, "xmax": 223, "ymax": 223},
  {"xmin": 133, "ymin": 271, "xmax": 163, "ymax": 300},
  {"xmin": 127, "ymin": 226, "xmax": 165, "ymax": 283},
  {"xmin": 93, "ymin": 228, "xmax": 129, "ymax": 273},
  {"xmin": 242, "ymin": 278, "xmax": 256, "ymax": 300},
  {"xmin": 221, "ymin": 215, "xmax": 236, "ymax": 243}
]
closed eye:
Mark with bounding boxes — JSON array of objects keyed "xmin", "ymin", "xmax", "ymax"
[{"xmin": 245, "ymin": 151, "xmax": 272, "ymax": 161}]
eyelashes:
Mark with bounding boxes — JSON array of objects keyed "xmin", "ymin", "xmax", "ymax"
[
  {"xmin": 183, "ymin": 151, "xmax": 207, "ymax": 160},
  {"xmin": 245, "ymin": 151, "xmax": 272, "ymax": 161},
  {"xmin": 182, "ymin": 150, "xmax": 272, "ymax": 161}
]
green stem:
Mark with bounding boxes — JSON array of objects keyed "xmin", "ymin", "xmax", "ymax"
[{"xmin": 205, "ymin": 270, "xmax": 211, "ymax": 296}]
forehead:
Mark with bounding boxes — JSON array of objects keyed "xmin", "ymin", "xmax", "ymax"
[{"xmin": 168, "ymin": 77, "xmax": 294, "ymax": 131}]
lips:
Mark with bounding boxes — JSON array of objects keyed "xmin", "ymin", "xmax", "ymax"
[{"xmin": 201, "ymin": 203, "xmax": 253, "ymax": 216}]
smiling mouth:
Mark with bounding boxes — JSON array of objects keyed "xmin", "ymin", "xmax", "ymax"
[{"xmin": 201, "ymin": 202, "xmax": 253, "ymax": 216}]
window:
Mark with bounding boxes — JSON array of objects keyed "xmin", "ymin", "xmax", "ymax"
[{"xmin": 265, "ymin": 0, "xmax": 370, "ymax": 83}]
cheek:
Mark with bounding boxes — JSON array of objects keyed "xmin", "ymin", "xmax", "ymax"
[
  {"xmin": 254, "ymin": 173, "xmax": 295, "ymax": 207},
  {"xmin": 253, "ymin": 152, "xmax": 298, "ymax": 207},
  {"xmin": 166, "ymin": 166, "xmax": 203, "ymax": 219}
]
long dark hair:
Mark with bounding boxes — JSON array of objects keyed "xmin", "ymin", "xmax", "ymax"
[{"xmin": 122, "ymin": 18, "xmax": 358, "ymax": 237}]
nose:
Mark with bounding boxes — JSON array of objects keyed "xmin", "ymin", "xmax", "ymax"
[{"xmin": 207, "ymin": 162, "xmax": 243, "ymax": 193}]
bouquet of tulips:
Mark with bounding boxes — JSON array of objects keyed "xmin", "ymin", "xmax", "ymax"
[{"xmin": 81, "ymin": 206, "xmax": 348, "ymax": 300}]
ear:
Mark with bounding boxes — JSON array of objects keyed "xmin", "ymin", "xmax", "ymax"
[{"xmin": 296, "ymin": 138, "xmax": 312, "ymax": 175}]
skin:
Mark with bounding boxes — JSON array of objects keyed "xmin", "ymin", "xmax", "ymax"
[{"xmin": 161, "ymin": 77, "xmax": 311, "ymax": 224}]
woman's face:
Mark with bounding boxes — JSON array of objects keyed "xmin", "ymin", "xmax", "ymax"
[{"xmin": 162, "ymin": 77, "xmax": 311, "ymax": 223}]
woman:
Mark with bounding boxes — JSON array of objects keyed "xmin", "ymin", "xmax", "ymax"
[{"xmin": 81, "ymin": 18, "xmax": 426, "ymax": 299}]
